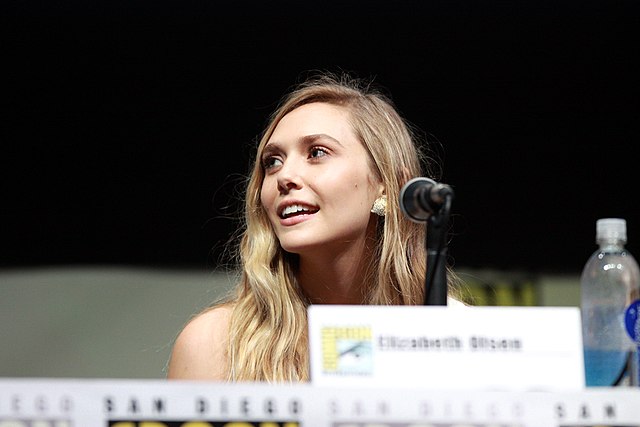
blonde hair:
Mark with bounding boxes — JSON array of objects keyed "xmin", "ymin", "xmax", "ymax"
[{"xmin": 226, "ymin": 72, "xmax": 439, "ymax": 381}]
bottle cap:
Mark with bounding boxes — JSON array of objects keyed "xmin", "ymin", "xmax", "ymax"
[{"xmin": 596, "ymin": 218, "xmax": 627, "ymax": 243}]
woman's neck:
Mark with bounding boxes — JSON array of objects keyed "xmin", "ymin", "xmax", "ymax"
[{"xmin": 296, "ymin": 236, "xmax": 376, "ymax": 305}]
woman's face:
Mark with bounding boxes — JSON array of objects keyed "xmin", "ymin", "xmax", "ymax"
[{"xmin": 260, "ymin": 102, "xmax": 383, "ymax": 257}]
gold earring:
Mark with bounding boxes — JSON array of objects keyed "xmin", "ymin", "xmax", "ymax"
[{"xmin": 371, "ymin": 195, "xmax": 387, "ymax": 217}]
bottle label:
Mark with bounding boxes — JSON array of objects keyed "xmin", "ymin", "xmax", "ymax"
[{"xmin": 624, "ymin": 299, "xmax": 640, "ymax": 344}]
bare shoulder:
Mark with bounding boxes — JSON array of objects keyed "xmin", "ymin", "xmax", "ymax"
[{"xmin": 167, "ymin": 303, "xmax": 234, "ymax": 381}]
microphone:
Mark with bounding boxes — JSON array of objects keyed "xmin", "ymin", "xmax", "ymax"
[{"xmin": 399, "ymin": 177, "xmax": 454, "ymax": 223}]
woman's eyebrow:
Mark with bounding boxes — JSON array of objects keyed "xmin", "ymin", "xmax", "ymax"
[
  {"xmin": 301, "ymin": 133, "xmax": 343, "ymax": 147},
  {"xmin": 264, "ymin": 133, "xmax": 343, "ymax": 153},
  {"xmin": 261, "ymin": 141, "xmax": 284, "ymax": 158}
]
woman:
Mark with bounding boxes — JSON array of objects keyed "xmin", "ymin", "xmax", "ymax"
[{"xmin": 167, "ymin": 72, "xmax": 460, "ymax": 382}]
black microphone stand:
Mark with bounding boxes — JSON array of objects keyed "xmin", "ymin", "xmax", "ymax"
[{"xmin": 423, "ymin": 192, "xmax": 453, "ymax": 306}]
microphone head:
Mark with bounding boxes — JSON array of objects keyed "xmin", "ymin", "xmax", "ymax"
[{"xmin": 399, "ymin": 177, "xmax": 437, "ymax": 223}]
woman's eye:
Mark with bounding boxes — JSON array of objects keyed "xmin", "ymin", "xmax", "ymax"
[
  {"xmin": 310, "ymin": 147, "xmax": 328, "ymax": 158},
  {"xmin": 263, "ymin": 157, "xmax": 282, "ymax": 170}
]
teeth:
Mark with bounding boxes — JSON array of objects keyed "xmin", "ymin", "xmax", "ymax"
[{"xmin": 282, "ymin": 204, "xmax": 310, "ymax": 218}]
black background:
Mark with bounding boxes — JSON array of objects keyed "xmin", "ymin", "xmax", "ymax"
[{"xmin": 2, "ymin": 0, "xmax": 639, "ymax": 274}]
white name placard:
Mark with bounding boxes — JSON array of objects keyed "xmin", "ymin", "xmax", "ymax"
[{"xmin": 308, "ymin": 305, "xmax": 585, "ymax": 390}]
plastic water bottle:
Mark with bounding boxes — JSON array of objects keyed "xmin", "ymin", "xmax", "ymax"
[{"xmin": 580, "ymin": 218, "xmax": 640, "ymax": 387}]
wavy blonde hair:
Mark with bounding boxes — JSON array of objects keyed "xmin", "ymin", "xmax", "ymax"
[{"xmin": 226, "ymin": 72, "xmax": 439, "ymax": 381}]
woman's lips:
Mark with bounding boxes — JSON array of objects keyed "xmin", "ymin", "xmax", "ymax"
[
  {"xmin": 279, "ymin": 210, "xmax": 317, "ymax": 226},
  {"xmin": 278, "ymin": 201, "xmax": 319, "ymax": 218}
]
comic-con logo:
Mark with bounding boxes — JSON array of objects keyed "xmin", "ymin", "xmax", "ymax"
[{"xmin": 321, "ymin": 326, "xmax": 373, "ymax": 375}]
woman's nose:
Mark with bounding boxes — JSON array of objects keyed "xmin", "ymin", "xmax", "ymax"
[{"xmin": 276, "ymin": 158, "xmax": 303, "ymax": 194}]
